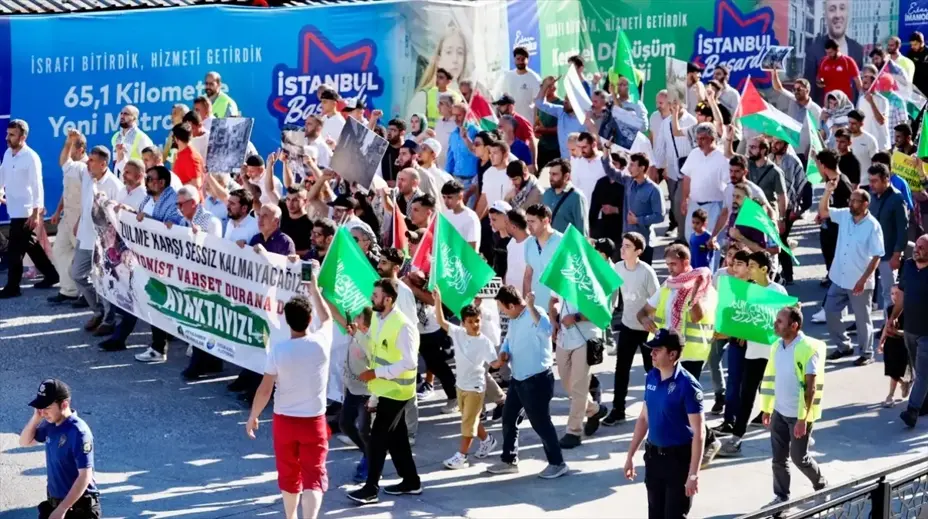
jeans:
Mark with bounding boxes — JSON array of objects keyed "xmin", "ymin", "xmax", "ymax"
[
  {"xmin": 501, "ymin": 369, "xmax": 563, "ymax": 466},
  {"xmin": 723, "ymin": 342, "xmax": 746, "ymax": 425},
  {"xmin": 365, "ymin": 396, "xmax": 419, "ymax": 490},
  {"xmin": 340, "ymin": 390, "xmax": 372, "ymax": 453},
  {"xmin": 644, "ymin": 444, "xmax": 693, "ymax": 519},
  {"xmin": 707, "ymin": 338, "xmax": 727, "ymax": 397},
  {"xmin": 770, "ymin": 411, "xmax": 824, "ymax": 500},
  {"xmin": 732, "ymin": 358, "xmax": 768, "ymax": 438},
  {"xmin": 824, "ymin": 283, "xmax": 874, "ymax": 359},
  {"xmin": 420, "ymin": 330, "xmax": 457, "ymax": 401},
  {"xmin": 4, "ymin": 218, "xmax": 57, "ymax": 292},
  {"xmin": 877, "ymin": 259, "xmax": 897, "ymax": 318},
  {"xmin": 70, "ymin": 248, "xmax": 111, "ymax": 323},
  {"xmin": 612, "ymin": 326, "xmax": 652, "ymax": 413},
  {"xmin": 905, "ymin": 333, "xmax": 928, "ymax": 412},
  {"xmin": 454, "ymin": 174, "xmax": 478, "ymax": 208}
]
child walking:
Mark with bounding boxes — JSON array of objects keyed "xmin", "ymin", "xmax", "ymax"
[
  {"xmin": 689, "ymin": 208, "xmax": 714, "ymax": 270},
  {"xmin": 340, "ymin": 307, "xmax": 374, "ymax": 483},
  {"xmin": 432, "ymin": 288, "xmax": 499, "ymax": 469},
  {"xmin": 879, "ymin": 285, "xmax": 910, "ymax": 407}
]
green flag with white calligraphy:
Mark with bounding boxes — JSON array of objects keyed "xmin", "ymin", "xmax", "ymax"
[
  {"xmin": 734, "ymin": 198, "xmax": 799, "ymax": 265},
  {"xmin": 539, "ymin": 225, "xmax": 623, "ymax": 329},
  {"xmin": 317, "ymin": 227, "xmax": 379, "ymax": 323},
  {"xmin": 428, "ymin": 212, "xmax": 496, "ymax": 317},
  {"xmin": 715, "ymin": 276, "xmax": 798, "ymax": 344}
]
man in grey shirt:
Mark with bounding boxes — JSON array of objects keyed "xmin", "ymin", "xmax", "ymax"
[{"xmin": 747, "ymin": 136, "xmax": 788, "ymax": 220}]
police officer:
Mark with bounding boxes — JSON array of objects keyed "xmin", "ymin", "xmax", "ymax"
[
  {"xmin": 624, "ymin": 329, "xmax": 704, "ymax": 519},
  {"xmin": 18, "ymin": 379, "xmax": 101, "ymax": 519}
]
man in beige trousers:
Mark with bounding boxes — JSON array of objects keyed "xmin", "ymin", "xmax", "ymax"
[{"xmin": 47, "ymin": 130, "xmax": 87, "ymax": 305}]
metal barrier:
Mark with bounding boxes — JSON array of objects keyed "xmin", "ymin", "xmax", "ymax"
[{"xmin": 738, "ymin": 458, "xmax": 928, "ymax": 519}]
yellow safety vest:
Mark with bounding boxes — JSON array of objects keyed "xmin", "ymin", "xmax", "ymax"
[
  {"xmin": 212, "ymin": 92, "xmax": 240, "ymax": 118},
  {"xmin": 367, "ymin": 309, "xmax": 418, "ymax": 401},
  {"xmin": 652, "ymin": 286, "xmax": 716, "ymax": 362},
  {"xmin": 759, "ymin": 335, "xmax": 826, "ymax": 422},
  {"xmin": 425, "ymin": 87, "xmax": 462, "ymax": 128},
  {"xmin": 111, "ymin": 130, "xmax": 145, "ymax": 162}
]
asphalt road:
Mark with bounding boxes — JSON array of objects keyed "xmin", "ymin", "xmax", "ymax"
[{"xmin": 2, "ymin": 211, "xmax": 928, "ymax": 519}]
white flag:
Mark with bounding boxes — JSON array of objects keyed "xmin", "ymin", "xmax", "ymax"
[{"xmin": 564, "ymin": 64, "xmax": 592, "ymax": 125}]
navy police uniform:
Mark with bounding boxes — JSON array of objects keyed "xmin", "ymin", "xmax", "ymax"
[
  {"xmin": 642, "ymin": 331, "xmax": 704, "ymax": 519},
  {"xmin": 29, "ymin": 379, "xmax": 101, "ymax": 519}
]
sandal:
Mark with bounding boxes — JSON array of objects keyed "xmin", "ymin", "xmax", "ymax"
[
  {"xmin": 902, "ymin": 381, "xmax": 912, "ymax": 400},
  {"xmin": 883, "ymin": 396, "xmax": 896, "ymax": 408}
]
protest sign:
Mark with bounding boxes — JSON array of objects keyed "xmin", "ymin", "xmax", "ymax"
[
  {"xmin": 892, "ymin": 151, "xmax": 924, "ymax": 192},
  {"xmin": 329, "ymin": 118, "xmax": 388, "ymax": 189},
  {"xmin": 760, "ymin": 45, "xmax": 792, "ymax": 70},
  {"xmin": 91, "ymin": 197, "xmax": 302, "ymax": 373},
  {"xmin": 206, "ymin": 117, "xmax": 255, "ymax": 174},
  {"xmin": 715, "ymin": 276, "xmax": 798, "ymax": 344}
]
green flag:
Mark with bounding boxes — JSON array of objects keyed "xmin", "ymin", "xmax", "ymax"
[
  {"xmin": 919, "ymin": 113, "xmax": 928, "ymax": 159},
  {"xmin": 317, "ymin": 227, "xmax": 379, "ymax": 322},
  {"xmin": 539, "ymin": 225, "xmax": 623, "ymax": 329},
  {"xmin": 734, "ymin": 198, "xmax": 799, "ymax": 266},
  {"xmin": 608, "ymin": 28, "xmax": 639, "ymax": 103},
  {"xmin": 804, "ymin": 110, "xmax": 824, "ymax": 184},
  {"xmin": 428, "ymin": 213, "xmax": 495, "ymax": 317},
  {"xmin": 715, "ymin": 276, "xmax": 798, "ymax": 344}
]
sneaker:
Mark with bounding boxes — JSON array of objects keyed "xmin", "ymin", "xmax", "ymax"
[
  {"xmin": 98, "ymin": 339, "xmax": 127, "ymax": 352},
  {"xmin": 443, "ymin": 452, "xmax": 469, "ymax": 470},
  {"xmin": 346, "ymin": 485, "xmax": 379, "ymax": 505},
  {"xmin": 408, "ymin": 434, "xmax": 416, "ymax": 446},
  {"xmin": 811, "ymin": 308, "xmax": 827, "ymax": 324},
  {"xmin": 716, "ymin": 438, "xmax": 743, "ymax": 458},
  {"xmin": 813, "ymin": 478, "xmax": 828, "ymax": 492},
  {"xmin": 558, "ymin": 433, "xmax": 582, "ymax": 449},
  {"xmin": 71, "ymin": 296, "xmax": 89, "ymax": 309},
  {"xmin": 750, "ymin": 412, "xmax": 765, "ymax": 428},
  {"xmin": 0, "ymin": 288, "xmax": 21, "ymax": 299},
  {"xmin": 186, "ymin": 344, "xmax": 193, "ymax": 357},
  {"xmin": 486, "ymin": 462, "xmax": 519, "ymax": 475},
  {"xmin": 710, "ymin": 396, "xmax": 725, "ymax": 416},
  {"xmin": 901, "ymin": 408, "xmax": 918, "ymax": 428},
  {"xmin": 47, "ymin": 293, "xmax": 77, "ymax": 304},
  {"xmin": 763, "ymin": 496, "xmax": 789, "ymax": 516},
  {"xmin": 491, "ymin": 403, "xmax": 505, "ymax": 421},
  {"xmin": 538, "ymin": 463, "xmax": 569, "ymax": 479},
  {"xmin": 440, "ymin": 399, "xmax": 459, "ymax": 414},
  {"xmin": 475, "ymin": 435, "xmax": 497, "ymax": 459},
  {"xmin": 416, "ymin": 382, "xmax": 433, "ymax": 400},
  {"xmin": 383, "ymin": 480, "xmax": 423, "ymax": 496},
  {"xmin": 353, "ymin": 456, "xmax": 368, "ymax": 484},
  {"xmin": 701, "ymin": 438, "xmax": 722, "ymax": 469},
  {"xmin": 601, "ymin": 408, "xmax": 626, "ymax": 427},
  {"xmin": 711, "ymin": 422, "xmax": 736, "ymax": 436},
  {"xmin": 135, "ymin": 347, "xmax": 166, "ymax": 363},
  {"xmin": 827, "ymin": 349, "xmax": 852, "ymax": 361},
  {"xmin": 605, "ymin": 342, "xmax": 617, "ymax": 356},
  {"xmin": 584, "ymin": 405, "xmax": 608, "ymax": 436},
  {"xmin": 853, "ymin": 356, "xmax": 874, "ymax": 366}
]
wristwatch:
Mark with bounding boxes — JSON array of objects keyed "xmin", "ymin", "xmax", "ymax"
[{"xmin": 688, "ymin": 474, "xmax": 698, "ymax": 482}]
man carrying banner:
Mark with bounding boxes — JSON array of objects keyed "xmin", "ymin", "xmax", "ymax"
[
  {"xmin": 347, "ymin": 279, "xmax": 422, "ymax": 505},
  {"xmin": 637, "ymin": 244, "xmax": 722, "ymax": 468}
]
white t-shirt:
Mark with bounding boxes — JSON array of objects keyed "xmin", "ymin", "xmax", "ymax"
[
  {"xmin": 856, "ymin": 96, "xmax": 891, "ymax": 152},
  {"xmin": 482, "ymin": 165, "xmax": 512, "ymax": 208},
  {"xmin": 615, "ymin": 260, "xmax": 660, "ymax": 331},
  {"xmin": 117, "ymin": 184, "xmax": 147, "ymax": 210},
  {"xmin": 649, "ymin": 112, "xmax": 667, "ymax": 142},
  {"xmin": 224, "ymin": 214, "xmax": 259, "ymax": 243},
  {"xmin": 773, "ymin": 333, "xmax": 820, "ymax": 418},
  {"xmin": 447, "ymin": 323, "xmax": 498, "ymax": 392},
  {"xmin": 306, "ymin": 136, "xmax": 332, "ymax": 169},
  {"xmin": 265, "ymin": 321, "xmax": 333, "ymax": 417},
  {"xmin": 495, "ymin": 69, "xmax": 543, "ymax": 122},
  {"xmin": 78, "ymin": 165, "xmax": 124, "ymax": 250},
  {"xmin": 322, "ymin": 113, "xmax": 346, "ymax": 142},
  {"xmin": 249, "ymin": 174, "xmax": 284, "ymax": 205},
  {"xmin": 443, "ymin": 206, "xmax": 481, "ymax": 248},
  {"xmin": 745, "ymin": 281, "xmax": 788, "ymax": 360},
  {"xmin": 396, "ymin": 280, "xmax": 418, "ymax": 325},
  {"xmin": 681, "ymin": 147, "xmax": 729, "ymax": 203},
  {"xmin": 569, "ymin": 155, "xmax": 606, "ymax": 206},
  {"xmin": 505, "ymin": 236, "xmax": 528, "ymax": 288},
  {"xmin": 850, "ymin": 131, "xmax": 878, "ymax": 185}
]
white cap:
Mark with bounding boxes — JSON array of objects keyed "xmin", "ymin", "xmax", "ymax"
[
  {"xmin": 421, "ymin": 138, "xmax": 442, "ymax": 157},
  {"xmin": 489, "ymin": 200, "xmax": 512, "ymax": 214}
]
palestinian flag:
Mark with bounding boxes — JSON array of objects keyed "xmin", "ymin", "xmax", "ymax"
[
  {"xmin": 802, "ymin": 110, "xmax": 824, "ymax": 184},
  {"xmin": 410, "ymin": 215, "xmax": 436, "ymax": 274},
  {"xmin": 738, "ymin": 78, "xmax": 802, "ymax": 148},
  {"xmin": 466, "ymin": 91, "xmax": 498, "ymax": 131},
  {"xmin": 391, "ymin": 192, "xmax": 409, "ymax": 257}
]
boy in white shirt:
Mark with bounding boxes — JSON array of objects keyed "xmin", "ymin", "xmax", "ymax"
[{"xmin": 432, "ymin": 289, "xmax": 499, "ymax": 469}]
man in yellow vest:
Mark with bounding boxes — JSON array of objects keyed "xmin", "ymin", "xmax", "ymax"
[
  {"xmin": 205, "ymin": 71, "xmax": 240, "ymax": 118},
  {"xmin": 111, "ymin": 105, "xmax": 153, "ymax": 178},
  {"xmin": 759, "ymin": 306, "xmax": 828, "ymax": 509},
  {"xmin": 425, "ymin": 68, "xmax": 463, "ymax": 129},
  {"xmin": 637, "ymin": 244, "xmax": 722, "ymax": 468},
  {"xmin": 347, "ymin": 279, "xmax": 421, "ymax": 505}
]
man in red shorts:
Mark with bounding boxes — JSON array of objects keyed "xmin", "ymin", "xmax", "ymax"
[{"xmin": 247, "ymin": 275, "xmax": 332, "ymax": 519}]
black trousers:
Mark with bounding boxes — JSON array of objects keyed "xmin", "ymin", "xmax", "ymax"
[
  {"xmin": 537, "ymin": 147, "xmax": 560, "ymax": 173},
  {"xmin": 612, "ymin": 325, "xmax": 652, "ymax": 413},
  {"xmin": 820, "ymin": 223, "xmax": 839, "ymax": 274},
  {"xmin": 365, "ymin": 396, "xmax": 419, "ymax": 490},
  {"xmin": 644, "ymin": 444, "xmax": 693, "ymax": 519},
  {"xmin": 732, "ymin": 358, "xmax": 767, "ymax": 438},
  {"xmin": 778, "ymin": 218, "xmax": 796, "ymax": 282},
  {"xmin": 420, "ymin": 330, "xmax": 457, "ymax": 400},
  {"xmin": 681, "ymin": 361, "xmax": 717, "ymax": 450},
  {"xmin": 186, "ymin": 347, "xmax": 224, "ymax": 373},
  {"xmin": 5, "ymin": 218, "xmax": 57, "ymax": 291},
  {"xmin": 39, "ymin": 494, "xmax": 101, "ymax": 519},
  {"xmin": 340, "ymin": 390, "xmax": 372, "ymax": 454},
  {"xmin": 151, "ymin": 326, "xmax": 169, "ymax": 354}
]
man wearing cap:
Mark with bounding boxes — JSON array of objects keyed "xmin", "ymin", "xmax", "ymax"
[
  {"xmin": 20, "ymin": 379, "xmax": 101, "ymax": 519},
  {"xmin": 685, "ymin": 63, "xmax": 707, "ymax": 116},
  {"xmin": 493, "ymin": 94, "xmax": 536, "ymax": 169},
  {"xmin": 319, "ymin": 89, "xmax": 346, "ymax": 143},
  {"xmin": 623, "ymin": 330, "xmax": 704, "ymax": 519},
  {"xmin": 417, "ymin": 138, "xmax": 452, "ymax": 203},
  {"xmin": 329, "ymin": 194, "xmax": 363, "ymax": 227}
]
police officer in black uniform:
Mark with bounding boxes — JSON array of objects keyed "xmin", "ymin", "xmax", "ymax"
[
  {"xmin": 19, "ymin": 379, "xmax": 101, "ymax": 519},
  {"xmin": 623, "ymin": 330, "xmax": 705, "ymax": 519}
]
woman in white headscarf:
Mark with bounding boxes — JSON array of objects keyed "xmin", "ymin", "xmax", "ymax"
[{"xmin": 820, "ymin": 90, "xmax": 854, "ymax": 146}]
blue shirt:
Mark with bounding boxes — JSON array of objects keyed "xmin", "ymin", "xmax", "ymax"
[
  {"xmin": 536, "ymin": 99, "xmax": 586, "ymax": 159},
  {"xmin": 643, "ymin": 364, "xmax": 704, "ymax": 447},
  {"xmin": 249, "ymin": 229, "xmax": 296, "ymax": 256},
  {"xmin": 204, "ymin": 195, "xmax": 229, "ymax": 233},
  {"xmin": 890, "ymin": 174, "xmax": 915, "ymax": 212},
  {"xmin": 445, "ymin": 125, "xmax": 479, "ymax": 178},
  {"xmin": 900, "ymin": 258, "xmax": 928, "ymax": 336},
  {"xmin": 524, "ymin": 231, "xmax": 563, "ymax": 309},
  {"xmin": 827, "ymin": 208, "xmax": 885, "ymax": 290},
  {"xmin": 35, "ymin": 414, "xmax": 98, "ymax": 499},
  {"xmin": 510, "ymin": 139, "xmax": 532, "ymax": 165},
  {"xmin": 689, "ymin": 231, "xmax": 714, "ymax": 269},
  {"xmin": 500, "ymin": 305, "xmax": 554, "ymax": 381}
]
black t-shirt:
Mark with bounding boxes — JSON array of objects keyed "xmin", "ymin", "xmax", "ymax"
[
  {"xmin": 908, "ymin": 47, "xmax": 928, "ymax": 97},
  {"xmin": 381, "ymin": 145, "xmax": 401, "ymax": 183},
  {"xmin": 489, "ymin": 234, "xmax": 511, "ymax": 279},
  {"xmin": 277, "ymin": 201, "xmax": 313, "ymax": 253},
  {"xmin": 838, "ymin": 153, "xmax": 861, "ymax": 186},
  {"xmin": 477, "ymin": 159, "xmax": 491, "ymax": 195}
]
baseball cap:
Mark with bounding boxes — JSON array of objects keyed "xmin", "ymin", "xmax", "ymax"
[
  {"xmin": 493, "ymin": 94, "xmax": 516, "ymax": 106},
  {"xmin": 28, "ymin": 378, "xmax": 71, "ymax": 409},
  {"xmin": 319, "ymin": 89, "xmax": 339, "ymax": 101},
  {"xmin": 421, "ymin": 138, "xmax": 442, "ymax": 157},
  {"xmin": 327, "ymin": 194, "xmax": 358, "ymax": 210},
  {"xmin": 686, "ymin": 62, "xmax": 704, "ymax": 74},
  {"xmin": 645, "ymin": 329, "xmax": 684, "ymax": 353},
  {"xmin": 489, "ymin": 200, "xmax": 512, "ymax": 214},
  {"xmin": 593, "ymin": 238, "xmax": 616, "ymax": 258},
  {"xmin": 341, "ymin": 98, "xmax": 365, "ymax": 112},
  {"xmin": 401, "ymin": 140, "xmax": 419, "ymax": 153}
]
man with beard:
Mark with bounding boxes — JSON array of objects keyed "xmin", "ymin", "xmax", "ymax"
[
  {"xmin": 535, "ymin": 76, "xmax": 586, "ymax": 160},
  {"xmin": 204, "ymin": 71, "xmax": 240, "ymax": 118},
  {"xmin": 541, "ymin": 158, "xmax": 587, "ymax": 234},
  {"xmin": 909, "ymin": 32, "xmax": 928, "ymax": 99},
  {"xmin": 820, "ymin": 180, "xmax": 885, "ymax": 366},
  {"xmin": 47, "ymin": 129, "xmax": 87, "ymax": 305},
  {"xmin": 898, "ymin": 234, "xmax": 928, "ymax": 427},
  {"xmin": 814, "ymin": 39, "xmax": 864, "ymax": 106},
  {"xmin": 568, "ymin": 132, "xmax": 606, "ymax": 211},
  {"xmin": 713, "ymin": 154, "xmax": 769, "ymax": 249},
  {"xmin": 265, "ymin": 153, "xmax": 313, "ymax": 257},
  {"xmin": 686, "ymin": 62, "xmax": 707, "ymax": 116},
  {"xmin": 306, "ymin": 218, "xmax": 336, "ymax": 264},
  {"xmin": 380, "ymin": 119, "xmax": 407, "ymax": 186},
  {"xmin": 771, "ymin": 76, "xmax": 823, "ymax": 136},
  {"xmin": 494, "ymin": 47, "xmax": 542, "ymax": 123},
  {"xmin": 504, "ymin": 160, "xmax": 542, "ymax": 210},
  {"xmin": 887, "ymin": 36, "xmax": 916, "ymax": 82},
  {"xmin": 417, "ymin": 139, "xmax": 452, "ymax": 203},
  {"xmin": 111, "ymin": 105, "xmax": 154, "ymax": 178},
  {"xmin": 305, "ymin": 115, "xmax": 332, "ymax": 169},
  {"xmin": 771, "ymin": 139, "xmax": 812, "ymax": 284},
  {"xmin": 393, "ymin": 168, "xmax": 424, "ymax": 218},
  {"xmin": 492, "ymin": 95, "xmax": 536, "ymax": 172},
  {"xmin": 680, "ymin": 123, "xmax": 729, "ymax": 250},
  {"xmin": 804, "ymin": 0, "xmax": 864, "ymax": 103},
  {"xmin": 746, "ymin": 136, "xmax": 788, "ymax": 220}
]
